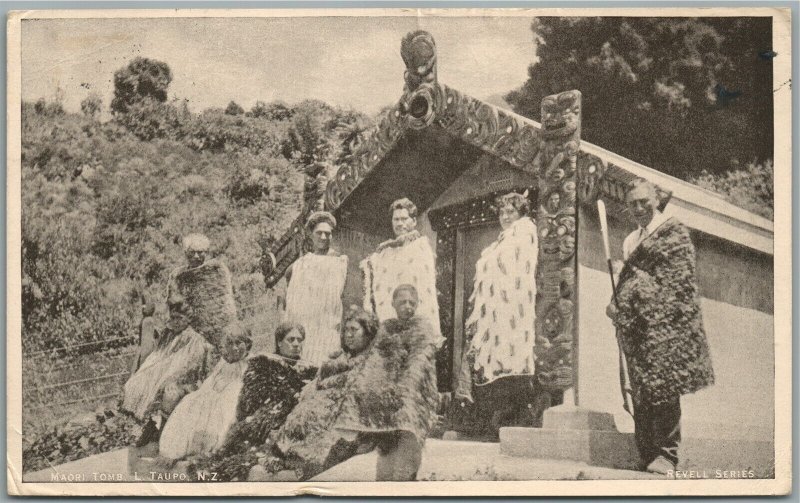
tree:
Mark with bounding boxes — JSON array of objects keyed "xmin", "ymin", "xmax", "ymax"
[
  {"xmin": 247, "ymin": 100, "xmax": 294, "ymax": 121},
  {"xmin": 80, "ymin": 92, "xmax": 103, "ymax": 118},
  {"xmin": 693, "ymin": 161, "xmax": 773, "ymax": 219},
  {"xmin": 225, "ymin": 101, "xmax": 245, "ymax": 116},
  {"xmin": 506, "ymin": 17, "xmax": 773, "ymax": 180},
  {"xmin": 110, "ymin": 57, "xmax": 172, "ymax": 114}
]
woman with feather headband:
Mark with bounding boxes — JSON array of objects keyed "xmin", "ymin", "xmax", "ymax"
[{"xmin": 453, "ymin": 192, "xmax": 539, "ymax": 430}]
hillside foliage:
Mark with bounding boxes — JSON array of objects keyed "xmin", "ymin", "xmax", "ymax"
[{"xmin": 21, "ymin": 57, "xmax": 372, "ymax": 355}]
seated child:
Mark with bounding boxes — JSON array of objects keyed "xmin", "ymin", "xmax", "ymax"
[{"xmin": 159, "ymin": 323, "xmax": 252, "ymax": 460}]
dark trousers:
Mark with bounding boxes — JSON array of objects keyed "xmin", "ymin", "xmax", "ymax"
[{"xmin": 634, "ymin": 396, "xmax": 681, "ymax": 466}]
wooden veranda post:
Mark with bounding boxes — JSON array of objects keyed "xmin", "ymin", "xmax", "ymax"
[{"xmin": 535, "ymin": 91, "xmax": 582, "ymax": 406}]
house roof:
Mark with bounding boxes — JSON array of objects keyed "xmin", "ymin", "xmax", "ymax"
[{"xmin": 264, "ymin": 30, "xmax": 773, "ymax": 288}]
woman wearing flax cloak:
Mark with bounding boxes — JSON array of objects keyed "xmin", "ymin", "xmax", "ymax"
[
  {"xmin": 259, "ymin": 306, "xmax": 379, "ymax": 481},
  {"xmin": 453, "ymin": 192, "xmax": 539, "ymax": 429},
  {"xmin": 284, "ymin": 211, "xmax": 349, "ymax": 366},
  {"xmin": 122, "ymin": 233, "xmax": 236, "ymax": 442}
]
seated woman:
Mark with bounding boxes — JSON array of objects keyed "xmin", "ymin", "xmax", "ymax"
[
  {"xmin": 122, "ymin": 233, "xmax": 235, "ymax": 443},
  {"xmin": 262, "ymin": 305, "xmax": 379, "ymax": 481},
  {"xmin": 452, "ymin": 191, "xmax": 541, "ymax": 435},
  {"xmin": 186, "ymin": 323, "xmax": 317, "ymax": 481},
  {"xmin": 334, "ymin": 285, "xmax": 441, "ymax": 481},
  {"xmin": 159, "ymin": 323, "xmax": 252, "ymax": 460}
]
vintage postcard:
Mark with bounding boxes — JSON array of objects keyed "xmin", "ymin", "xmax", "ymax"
[{"xmin": 6, "ymin": 7, "xmax": 792, "ymax": 497}]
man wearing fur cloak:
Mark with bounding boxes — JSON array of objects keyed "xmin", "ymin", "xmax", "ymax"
[
  {"xmin": 361, "ymin": 198, "xmax": 441, "ymax": 340},
  {"xmin": 336, "ymin": 284, "xmax": 440, "ymax": 481},
  {"xmin": 606, "ymin": 178, "xmax": 715, "ymax": 475}
]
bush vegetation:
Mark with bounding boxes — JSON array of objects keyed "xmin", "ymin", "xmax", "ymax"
[{"xmin": 21, "ymin": 57, "xmax": 370, "ymax": 356}]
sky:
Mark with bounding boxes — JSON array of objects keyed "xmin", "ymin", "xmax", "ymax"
[{"xmin": 21, "ymin": 16, "xmax": 537, "ymax": 116}]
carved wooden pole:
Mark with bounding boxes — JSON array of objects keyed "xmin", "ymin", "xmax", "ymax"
[{"xmin": 535, "ymin": 90, "xmax": 582, "ymax": 406}]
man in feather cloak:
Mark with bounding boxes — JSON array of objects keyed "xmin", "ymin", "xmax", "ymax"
[
  {"xmin": 361, "ymin": 198, "xmax": 441, "ymax": 341},
  {"xmin": 606, "ymin": 178, "xmax": 715, "ymax": 475}
]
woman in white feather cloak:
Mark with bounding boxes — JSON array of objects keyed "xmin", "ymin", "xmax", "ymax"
[{"xmin": 454, "ymin": 192, "xmax": 539, "ymax": 418}]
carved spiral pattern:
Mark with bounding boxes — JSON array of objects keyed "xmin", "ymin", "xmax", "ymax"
[
  {"xmin": 577, "ymin": 152, "xmax": 607, "ymax": 204},
  {"xmin": 435, "ymin": 85, "xmax": 541, "ymax": 169},
  {"xmin": 324, "ymin": 104, "xmax": 408, "ymax": 211},
  {"xmin": 535, "ymin": 90, "xmax": 582, "ymax": 392}
]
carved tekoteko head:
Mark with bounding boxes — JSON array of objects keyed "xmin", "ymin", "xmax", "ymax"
[
  {"xmin": 401, "ymin": 30, "xmax": 437, "ymax": 92},
  {"xmin": 540, "ymin": 90, "xmax": 581, "ymax": 139}
]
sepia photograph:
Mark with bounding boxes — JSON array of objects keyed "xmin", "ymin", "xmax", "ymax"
[{"xmin": 6, "ymin": 8, "xmax": 792, "ymax": 496}]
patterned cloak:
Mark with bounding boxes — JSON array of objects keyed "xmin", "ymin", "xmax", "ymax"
[
  {"xmin": 228, "ymin": 355, "xmax": 318, "ymax": 449},
  {"xmin": 616, "ymin": 217, "xmax": 715, "ymax": 406},
  {"xmin": 285, "ymin": 252, "xmax": 349, "ymax": 365},
  {"xmin": 361, "ymin": 231, "xmax": 441, "ymax": 339},
  {"xmin": 334, "ymin": 317, "xmax": 440, "ymax": 445},
  {"xmin": 270, "ymin": 349, "xmax": 371, "ymax": 480},
  {"xmin": 123, "ymin": 260, "xmax": 234, "ymax": 420},
  {"xmin": 461, "ymin": 217, "xmax": 538, "ymax": 391}
]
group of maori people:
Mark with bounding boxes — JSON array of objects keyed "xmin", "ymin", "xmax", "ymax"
[
  {"xmin": 121, "ymin": 178, "xmax": 715, "ymax": 479},
  {"xmin": 121, "ymin": 198, "xmax": 443, "ymax": 481}
]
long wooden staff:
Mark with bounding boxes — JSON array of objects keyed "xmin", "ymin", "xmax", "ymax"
[{"xmin": 597, "ymin": 199, "xmax": 635, "ymax": 418}]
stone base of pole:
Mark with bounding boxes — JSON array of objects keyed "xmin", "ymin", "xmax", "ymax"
[{"xmin": 499, "ymin": 403, "xmax": 639, "ymax": 471}]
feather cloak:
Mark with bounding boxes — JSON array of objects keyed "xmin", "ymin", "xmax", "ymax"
[
  {"xmin": 334, "ymin": 317, "xmax": 440, "ymax": 445},
  {"xmin": 464, "ymin": 217, "xmax": 538, "ymax": 388},
  {"xmin": 616, "ymin": 217, "xmax": 715, "ymax": 406},
  {"xmin": 270, "ymin": 350, "xmax": 371, "ymax": 479},
  {"xmin": 285, "ymin": 253, "xmax": 348, "ymax": 365},
  {"xmin": 361, "ymin": 232, "xmax": 441, "ymax": 338},
  {"xmin": 227, "ymin": 355, "xmax": 317, "ymax": 450}
]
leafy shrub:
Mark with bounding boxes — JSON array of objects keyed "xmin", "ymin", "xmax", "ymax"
[
  {"xmin": 693, "ymin": 161, "xmax": 773, "ymax": 219},
  {"xmin": 80, "ymin": 93, "xmax": 103, "ymax": 118},
  {"xmin": 23, "ymin": 406, "xmax": 142, "ymax": 473},
  {"xmin": 247, "ymin": 100, "xmax": 294, "ymax": 121},
  {"xmin": 225, "ymin": 164, "xmax": 270, "ymax": 203},
  {"xmin": 113, "ymin": 98, "xmax": 189, "ymax": 141}
]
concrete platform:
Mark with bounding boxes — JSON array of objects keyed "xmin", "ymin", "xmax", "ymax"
[
  {"xmin": 24, "ymin": 439, "xmax": 658, "ymax": 483},
  {"xmin": 24, "ymin": 434, "xmax": 771, "ymax": 483},
  {"xmin": 498, "ymin": 406, "xmax": 774, "ymax": 478},
  {"xmin": 312, "ymin": 439, "xmax": 658, "ymax": 481}
]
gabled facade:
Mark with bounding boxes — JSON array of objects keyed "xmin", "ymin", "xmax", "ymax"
[{"xmin": 264, "ymin": 31, "xmax": 774, "ymax": 460}]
